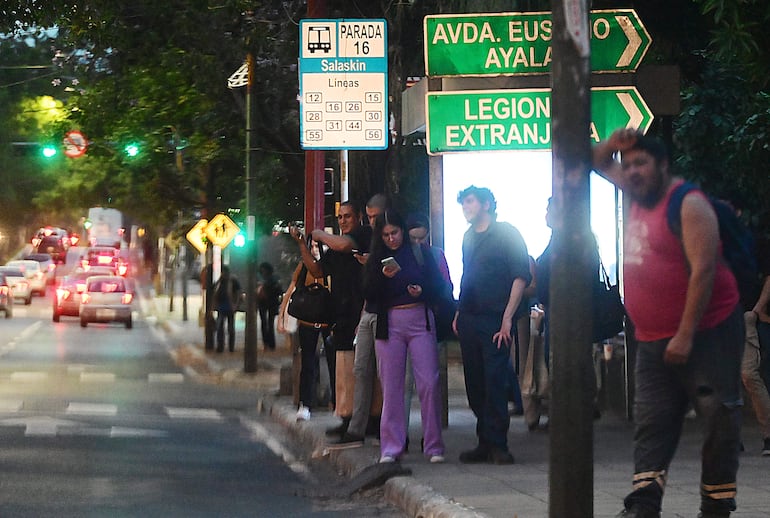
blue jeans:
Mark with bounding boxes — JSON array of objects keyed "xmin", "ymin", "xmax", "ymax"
[
  {"xmin": 457, "ymin": 312, "xmax": 512, "ymax": 451},
  {"xmin": 624, "ymin": 306, "xmax": 744, "ymax": 515}
]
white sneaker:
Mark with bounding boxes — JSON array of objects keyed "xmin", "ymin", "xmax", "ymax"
[
  {"xmin": 296, "ymin": 405, "xmax": 311, "ymax": 422},
  {"xmin": 379, "ymin": 455, "xmax": 396, "ymax": 464},
  {"xmin": 429, "ymin": 455, "xmax": 445, "ymax": 464}
]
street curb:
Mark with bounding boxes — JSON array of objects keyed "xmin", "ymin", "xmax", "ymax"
[{"xmin": 265, "ymin": 398, "xmax": 489, "ymax": 518}]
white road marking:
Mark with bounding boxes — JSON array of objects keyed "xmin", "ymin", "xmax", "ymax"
[
  {"xmin": 10, "ymin": 372, "xmax": 48, "ymax": 382},
  {"xmin": 66, "ymin": 402, "xmax": 118, "ymax": 416},
  {"xmin": 0, "ymin": 321, "xmax": 42, "ymax": 358},
  {"xmin": 148, "ymin": 373, "xmax": 184, "ymax": 383},
  {"xmin": 0, "ymin": 400, "xmax": 23, "ymax": 412},
  {"xmin": 240, "ymin": 417, "xmax": 315, "ymax": 481},
  {"xmin": 165, "ymin": 407, "xmax": 222, "ymax": 420},
  {"xmin": 109, "ymin": 426, "xmax": 168, "ymax": 438},
  {"xmin": 0, "ymin": 416, "xmax": 82, "ymax": 436}
]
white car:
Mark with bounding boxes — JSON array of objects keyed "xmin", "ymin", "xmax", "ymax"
[
  {"xmin": 6, "ymin": 260, "xmax": 46, "ymax": 295},
  {"xmin": 25, "ymin": 253, "xmax": 57, "ymax": 285},
  {"xmin": 0, "ymin": 267, "xmax": 31, "ymax": 305},
  {"xmin": 79, "ymin": 275, "xmax": 134, "ymax": 329}
]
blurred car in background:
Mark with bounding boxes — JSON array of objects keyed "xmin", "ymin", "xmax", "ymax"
[
  {"xmin": 0, "ymin": 266, "xmax": 31, "ymax": 305},
  {"xmin": 24, "ymin": 253, "xmax": 57, "ymax": 285},
  {"xmin": 82, "ymin": 246, "xmax": 120, "ymax": 271},
  {"xmin": 35, "ymin": 235, "xmax": 68, "ymax": 264},
  {"xmin": 79, "ymin": 275, "xmax": 133, "ymax": 329},
  {"xmin": 53, "ymin": 267, "xmax": 115, "ymax": 322},
  {"xmin": 6, "ymin": 259, "xmax": 46, "ymax": 295},
  {"xmin": 0, "ymin": 272, "xmax": 13, "ymax": 318}
]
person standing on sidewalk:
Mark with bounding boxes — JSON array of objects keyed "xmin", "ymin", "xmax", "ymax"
[
  {"xmin": 290, "ymin": 201, "xmax": 371, "ymax": 437},
  {"xmin": 330, "ymin": 194, "xmax": 387, "ymax": 447},
  {"xmin": 257, "ymin": 262, "xmax": 281, "ymax": 351},
  {"xmin": 213, "ymin": 265, "xmax": 242, "ymax": 353},
  {"xmin": 279, "ymin": 239, "xmax": 331, "ymax": 421},
  {"xmin": 453, "ymin": 185, "xmax": 531, "ymax": 465},
  {"xmin": 364, "ymin": 208, "xmax": 445, "ymax": 463},
  {"xmin": 594, "ymin": 129, "xmax": 744, "ymax": 518},
  {"xmin": 742, "ymin": 275, "xmax": 770, "ymax": 456}
]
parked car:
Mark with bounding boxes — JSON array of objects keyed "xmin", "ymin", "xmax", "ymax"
[
  {"xmin": 79, "ymin": 275, "xmax": 133, "ymax": 328},
  {"xmin": 24, "ymin": 253, "xmax": 57, "ymax": 285},
  {"xmin": 0, "ymin": 272, "xmax": 13, "ymax": 318},
  {"xmin": 6, "ymin": 259, "xmax": 46, "ymax": 295},
  {"xmin": 0, "ymin": 267, "xmax": 31, "ymax": 305},
  {"xmin": 53, "ymin": 268, "xmax": 114, "ymax": 322}
]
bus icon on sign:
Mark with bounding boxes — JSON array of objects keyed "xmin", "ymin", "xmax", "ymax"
[{"xmin": 307, "ymin": 26, "xmax": 331, "ymax": 53}]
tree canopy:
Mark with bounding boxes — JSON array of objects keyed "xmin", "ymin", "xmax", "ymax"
[{"xmin": 1, "ymin": 0, "xmax": 768, "ymax": 256}]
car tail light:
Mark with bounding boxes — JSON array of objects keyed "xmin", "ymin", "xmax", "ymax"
[
  {"xmin": 0, "ymin": 286, "xmax": 8, "ymax": 296},
  {"xmin": 76, "ymin": 283, "xmax": 87, "ymax": 293},
  {"xmin": 117, "ymin": 264, "xmax": 128, "ymax": 276},
  {"xmin": 70, "ymin": 236, "xmax": 79, "ymax": 246},
  {"xmin": 48, "ymin": 263, "xmax": 56, "ymax": 272},
  {"xmin": 121, "ymin": 293, "xmax": 133, "ymax": 304},
  {"xmin": 81, "ymin": 293, "xmax": 91, "ymax": 304},
  {"xmin": 56, "ymin": 288, "xmax": 71, "ymax": 301}
]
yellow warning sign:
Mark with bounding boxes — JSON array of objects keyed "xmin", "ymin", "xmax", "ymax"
[
  {"xmin": 186, "ymin": 219, "xmax": 208, "ymax": 254},
  {"xmin": 204, "ymin": 214, "xmax": 240, "ymax": 248}
]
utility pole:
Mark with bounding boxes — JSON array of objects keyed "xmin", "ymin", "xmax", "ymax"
[
  {"xmin": 244, "ymin": 52, "xmax": 259, "ymax": 373},
  {"xmin": 304, "ymin": 0, "xmax": 327, "ymax": 232},
  {"xmin": 549, "ymin": 2, "xmax": 595, "ymax": 517}
]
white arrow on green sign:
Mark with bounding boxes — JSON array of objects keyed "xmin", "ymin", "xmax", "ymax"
[
  {"xmin": 424, "ymin": 9, "xmax": 651, "ymax": 76},
  {"xmin": 425, "ymin": 87, "xmax": 653, "ymax": 155}
]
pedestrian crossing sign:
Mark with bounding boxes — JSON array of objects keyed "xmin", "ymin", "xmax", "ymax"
[{"xmin": 204, "ymin": 214, "xmax": 240, "ymax": 249}]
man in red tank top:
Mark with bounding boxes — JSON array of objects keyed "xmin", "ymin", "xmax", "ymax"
[{"xmin": 594, "ymin": 129, "xmax": 744, "ymax": 518}]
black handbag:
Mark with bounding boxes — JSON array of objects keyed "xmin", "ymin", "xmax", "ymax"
[
  {"xmin": 593, "ymin": 261, "xmax": 625, "ymax": 342},
  {"xmin": 287, "ymin": 265, "xmax": 333, "ymax": 326}
]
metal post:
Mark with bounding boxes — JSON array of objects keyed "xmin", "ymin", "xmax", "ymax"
[
  {"xmin": 304, "ymin": 0, "xmax": 327, "ymax": 232},
  {"xmin": 549, "ymin": 1, "xmax": 594, "ymax": 517},
  {"xmin": 244, "ymin": 52, "xmax": 259, "ymax": 373},
  {"xmin": 340, "ymin": 150, "xmax": 349, "ymax": 202},
  {"xmin": 180, "ymin": 245, "xmax": 188, "ymax": 321}
]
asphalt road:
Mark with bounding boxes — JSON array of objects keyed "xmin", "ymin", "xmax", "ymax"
[{"xmin": 0, "ymin": 273, "xmax": 402, "ymax": 517}]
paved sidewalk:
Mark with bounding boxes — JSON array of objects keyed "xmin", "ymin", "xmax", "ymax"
[{"xmin": 142, "ymin": 278, "xmax": 770, "ymax": 518}]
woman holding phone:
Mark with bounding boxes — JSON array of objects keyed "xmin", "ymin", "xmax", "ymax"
[{"xmin": 364, "ymin": 209, "xmax": 445, "ymax": 464}]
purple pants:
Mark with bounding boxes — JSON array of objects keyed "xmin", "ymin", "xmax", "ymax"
[{"xmin": 375, "ymin": 305, "xmax": 444, "ymax": 458}]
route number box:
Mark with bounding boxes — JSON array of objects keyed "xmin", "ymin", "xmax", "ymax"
[{"xmin": 299, "ymin": 19, "xmax": 388, "ymax": 150}]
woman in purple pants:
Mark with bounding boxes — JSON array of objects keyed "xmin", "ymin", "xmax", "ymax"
[{"xmin": 364, "ymin": 209, "xmax": 445, "ymax": 464}]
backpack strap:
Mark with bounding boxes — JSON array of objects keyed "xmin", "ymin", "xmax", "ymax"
[{"xmin": 665, "ymin": 181, "xmax": 697, "ymax": 237}]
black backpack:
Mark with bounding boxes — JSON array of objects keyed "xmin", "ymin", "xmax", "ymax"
[{"xmin": 666, "ymin": 182, "xmax": 760, "ymax": 311}]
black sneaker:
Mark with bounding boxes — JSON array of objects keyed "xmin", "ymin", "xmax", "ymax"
[
  {"xmin": 327, "ymin": 433, "xmax": 364, "ymax": 449},
  {"xmin": 762, "ymin": 437, "xmax": 770, "ymax": 457},
  {"xmin": 489, "ymin": 448, "xmax": 515, "ymax": 465},
  {"xmin": 325, "ymin": 418, "xmax": 350, "ymax": 437},
  {"xmin": 616, "ymin": 505, "xmax": 661, "ymax": 518},
  {"xmin": 459, "ymin": 445, "xmax": 490, "ymax": 464}
]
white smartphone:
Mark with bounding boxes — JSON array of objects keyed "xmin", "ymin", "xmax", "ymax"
[{"xmin": 381, "ymin": 257, "xmax": 401, "ymax": 272}]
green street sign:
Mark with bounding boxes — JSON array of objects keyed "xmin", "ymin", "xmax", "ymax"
[
  {"xmin": 425, "ymin": 87, "xmax": 653, "ymax": 154},
  {"xmin": 424, "ymin": 9, "xmax": 651, "ymax": 76}
]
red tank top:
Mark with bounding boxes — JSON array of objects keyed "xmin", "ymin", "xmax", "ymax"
[{"xmin": 623, "ymin": 181, "xmax": 739, "ymax": 341}]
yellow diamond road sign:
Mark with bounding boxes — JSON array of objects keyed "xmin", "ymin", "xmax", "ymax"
[
  {"xmin": 205, "ymin": 214, "xmax": 240, "ymax": 248},
  {"xmin": 186, "ymin": 219, "xmax": 208, "ymax": 254}
]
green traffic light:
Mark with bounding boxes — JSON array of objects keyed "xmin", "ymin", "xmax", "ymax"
[
  {"xmin": 233, "ymin": 233, "xmax": 246, "ymax": 248},
  {"xmin": 41, "ymin": 145, "xmax": 57, "ymax": 158},
  {"xmin": 124, "ymin": 143, "xmax": 140, "ymax": 157}
]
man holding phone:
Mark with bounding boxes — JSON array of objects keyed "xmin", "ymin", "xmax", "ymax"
[
  {"xmin": 330, "ymin": 194, "xmax": 388, "ymax": 447},
  {"xmin": 291, "ymin": 201, "xmax": 371, "ymax": 437}
]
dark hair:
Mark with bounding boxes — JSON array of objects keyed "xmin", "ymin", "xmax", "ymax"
[
  {"xmin": 457, "ymin": 185, "xmax": 497, "ymax": 215},
  {"xmin": 339, "ymin": 200, "xmax": 361, "ymax": 216},
  {"xmin": 628, "ymin": 134, "xmax": 669, "ymax": 164},
  {"xmin": 366, "ymin": 208, "xmax": 407, "ymax": 279},
  {"xmin": 406, "ymin": 212, "xmax": 430, "ymax": 231},
  {"xmin": 259, "ymin": 262, "xmax": 273, "ymax": 275},
  {"xmin": 366, "ymin": 193, "xmax": 389, "ymax": 211}
]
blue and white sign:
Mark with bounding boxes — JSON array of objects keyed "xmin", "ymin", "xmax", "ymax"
[{"xmin": 299, "ymin": 19, "xmax": 388, "ymax": 150}]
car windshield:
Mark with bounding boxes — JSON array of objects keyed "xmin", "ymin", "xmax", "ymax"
[{"xmin": 0, "ymin": 268, "xmax": 24, "ymax": 277}]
